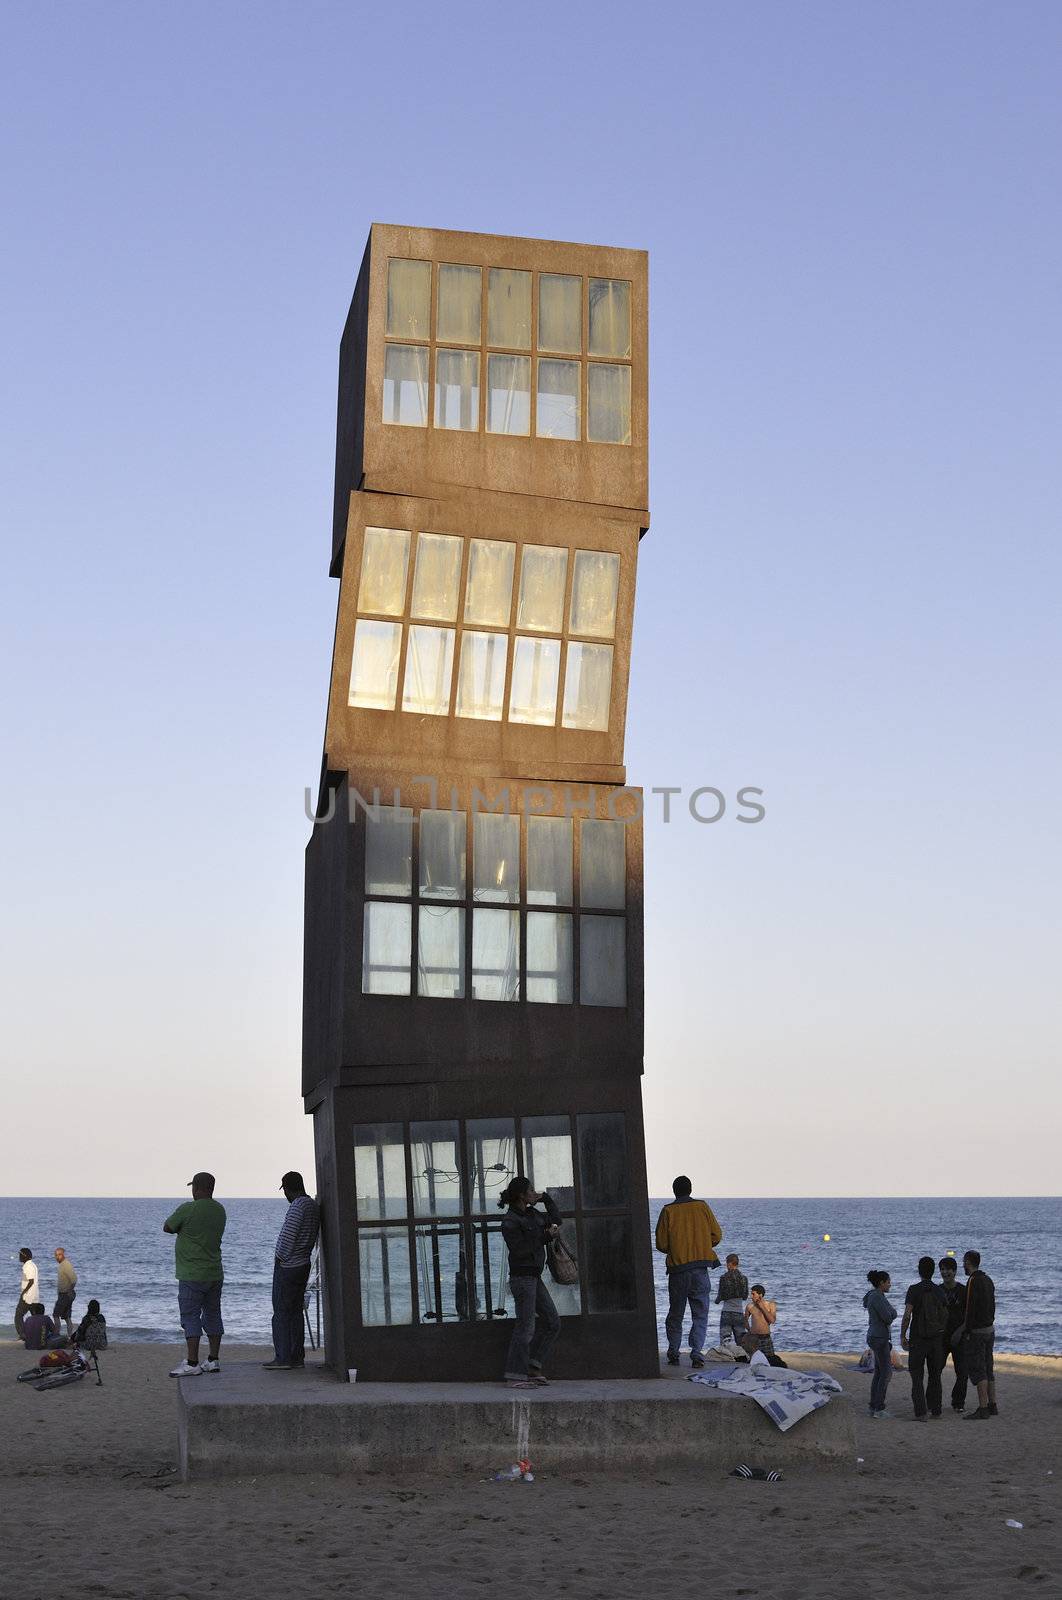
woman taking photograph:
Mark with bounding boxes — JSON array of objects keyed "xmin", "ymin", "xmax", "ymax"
[
  {"xmin": 862, "ymin": 1269, "xmax": 897, "ymax": 1417},
  {"xmin": 499, "ymin": 1177, "xmax": 562, "ymax": 1389}
]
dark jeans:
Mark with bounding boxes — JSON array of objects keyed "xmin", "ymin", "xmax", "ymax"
[
  {"xmin": 14, "ymin": 1298, "xmax": 30, "ymax": 1337},
  {"xmin": 504, "ymin": 1276, "xmax": 560, "ymax": 1378},
  {"xmin": 271, "ymin": 1261, "xmax": 311, "ymax": 1365},
  {"xmin": 868, "ymin": 1336, "xmax": 892, "ymax": 1412},
  {"xmin": 943, "ymin": 1335, "xmax": 968, "ymax": 1408},
  {"xmin": 908, "ymin": 1334, "xmax": 945, "ymax": 1416},
  {"xmin": 665, "ymin": 1264, "xmax": 711, "ymax": 1357}
]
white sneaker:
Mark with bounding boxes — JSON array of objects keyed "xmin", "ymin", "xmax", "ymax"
[
  {"xmin": 169, "ymin": 1359, "xmax": 204, "ymax": 1377},
  {"xmin": 201, "ymin": 1359, "xmax": 220, "ymax": 1373}
]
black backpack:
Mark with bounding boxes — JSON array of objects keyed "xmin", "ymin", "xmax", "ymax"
[{"xmin": 916, "ymin": 1285, "xmax": 949, "ymax": 1339}]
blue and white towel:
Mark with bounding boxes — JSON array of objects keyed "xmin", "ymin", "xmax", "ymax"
[{"xmin": 689, "ymin": 1364, "xmax": 843, "ymax": 1432}]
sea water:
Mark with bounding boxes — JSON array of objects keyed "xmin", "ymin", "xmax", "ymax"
[{"xmin": 2, "ymin": 1195, "xmax": 1058, "ymax": 1354}]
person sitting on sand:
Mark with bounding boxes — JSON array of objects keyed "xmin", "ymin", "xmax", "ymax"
[
  {"xmin": 499, "ymin": 1176, "xmax": 562, "ymax": 1389},
  {"xmin": 743, "ymin": 1284, "xmax": 787, "ymax": 1367},
  {"xmin": 715, "ymin": 1254, "xmax": 749, "ymax": 1347},
  {"xmin": 863, "ymin": 1270, "xmax": 897, "ymax": 1417},
  {"xmin": 71, "ymin": 1299, "xmax": 108, "ymax": 1351},
  {"xmin": 22, "ymin": 1302, "xmax": 67, "ymax": 1351}
]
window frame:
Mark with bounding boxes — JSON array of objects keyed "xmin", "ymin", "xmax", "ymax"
[
  {"xmin": 351, "ymin": 1110, "xmax": 637, "ymax": 1329},
  {"xmin": 359, "ymin": 804, "xmax": 628, "ymax": 1009},
  {"xmin": 381, "ymin": 257, "xmax": 633, "ymax": 445}
]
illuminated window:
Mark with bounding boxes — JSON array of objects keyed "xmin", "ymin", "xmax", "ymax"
[
  {"xmin": 349, "ymin": 530, "xmax": 621, "ymax": 731},
  {"xmin": 437, "ymin": 264, "xmax": 482, "ymax": 344},
  {"xmin": 386, "ymin": 260, "xmax": 431, "ymax": 340},
  {"xmin": 434, "ymin": 350, "xmax": 480, "ymax": 432},
  {"xmin": 383, "ymin": 345, "xmax": 428, "ymax": 427},
  {"xmin": 382, "ymin": 259, "xmax": 632, "ymax": 444},
  {"xmin": 486, "ymin": 354, "xmax": 531, "ymax": 435},
  {"xmin": 488, "ymin": 268, "xmax": 531, "ymax": 349}
]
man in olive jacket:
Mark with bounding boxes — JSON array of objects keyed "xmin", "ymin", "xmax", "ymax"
[{"xmin": 655, "ymin": 1176, "xmax": 722, "ymax": 1367}]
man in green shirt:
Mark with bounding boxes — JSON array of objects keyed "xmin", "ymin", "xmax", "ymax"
[{"xmin": 163, "ymin": 1171, "xmax": 226, "ymax": 1376}]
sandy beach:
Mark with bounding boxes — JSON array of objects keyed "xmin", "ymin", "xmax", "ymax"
[{"xmin": 1, "ymin": 1341, "xmax": 1058, "ymax": 1598}]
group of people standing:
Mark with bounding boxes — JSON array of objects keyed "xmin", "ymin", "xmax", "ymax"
[
  {"xmin": 655, "ymin": 1176, "xmax": 785, "ymax": 1366},
  {"xmin": 14, "ymin": 1245, "xmax": 108, "ymax": 1352},
  {"xmin": 497, "ymin": 1173, "xmax": 779, "ymax": 1388},
  {"xmin": 164, "ymin": 1170, "xmax": 320, "ymax": 1375},
  {"xmin": 863, "ymin": 1250, "xmax": 998, "ymax": 1422}
]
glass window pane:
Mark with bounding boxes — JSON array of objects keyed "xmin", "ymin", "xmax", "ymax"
[
  {"xmin": 464, "ymin": 538, "xmax": 515, "ymax": 627},
  {"xmin": 411, "ymin": 532, "xmax": 463, "ymax": 621},
  {"xmin": 386, "ymin": 259, "xmax": 431, "ymax": 340},
  {"xmin": 570, "ymin": 550, "xmax": 620, "ymax": 638},
  {"xmin": 362, "ymin": 902, "xmax": 411, "ymax": 995},
  {"xmin": 538, "ymin": 273, "xmax": 581, "ymax": 354},
  {"xmin": 588, "ymin": 278, "xmax": 632, "ymax": 358},
  {"xmin": 410, "ymin": 1121, "xmax": 461, "ymax": 1217},
  {"xmin": 354, "ymin": 1123, "xmax": 407, "ymax": 1220},
  {"xmin": 359, "ymin": 1226, "xmax": 413, "ymax": 1325},
  {"xmin": 469, "ymin": 1220, "xmax": 513, "ymax": 1319},
  {"xmin": 415, "ymin": 1221, "xmax": 469, "ymax": 1323},
  {"xmin": 349, "ymin": 619, "xmax": 402, "ymax": 710},
  {"xmin": 417, "ymin": 905, "xmax": 465, "ymax": 998},
  {"xmin": 486, "ymin": 354, "xmax": 530, "ymax": 435},
  {"xmin": 587, "ymin": 363, "xmax": 632, "ymax": 445},
  {"xmin": 473, "ymin": 811, "xmax": 520, "ymax": 903},
  {"xmin": 402, "ymin": 625, "xmax": 455, "ymax": 715},
  {"xmin": 434, "ymin": 349, "xmax": 480, "ymax": 432},
  {"xmin": 365, "ymin": 805, "xmax": 413, "ymax": 895},
  {"xmin": 536, "ymin": 358, "xmax": 580, "ymax": 440},
  {"xmin": 521, "ymin": 1116, "xmax": 575, "ymax": 1207},
  {"xmin": 488, "ymin": 267, "xmax": 531, "ymax": 349},
  {"xmin": 527, "ymin": 815, "xmax": 572, "ymax": 906},
  {"xmin": 383, "ymin": 344, "xmax": 428, "ymax": 427},
  {"xmin": 562, "ymin": 642, "xmax": 613, "ymax": 733},
  {"xmin": 508, "ymin": 636, "xmax": 560, "ymax": 725},
  {"xmin": 437, "ymin": 263, "xmax": 481, "ymax": 343},
  {"xmin": 467, "ymin": 1118, "xmax": 517, "ymax": 1215},
  {"xmin": 580, "ymin": 818, "xmax": 625, "ymax": 909},
  {"xmin": 357, "ymin": 526, "xmax": 411, "ymax": 617},
  {"xmin": 456, "ymin": 631, "xmax": 507, "ymax": 721},
  {"xmin": 472, "ymin": 908, "xmax": 520, "ymax": 1000},
  {"xmin": 577, "ymin": 1112, "xmax": 629, "ymax": 1207},
  {"xmin": 579, "ymin": 915, "xmax": 626, "ymax": 1007},
  {"xmin": 583, "ymin": 1216, "xmax": 636, "ymax": 1312},
  {"xmin": 517, "ymin": 545, "xmax": 568, "ymax": 633},
  {"xmin": 526, "ymin": 911, "xmax": 573, "ymax": 1004},
  {"xmin": 419, "ymin": 809, "xmax": 466, "ymax": 900}
]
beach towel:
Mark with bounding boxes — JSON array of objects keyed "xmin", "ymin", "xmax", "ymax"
[{"xmin": 688, "ymin": 1365, "xmax": 843, "ymax": 1432}]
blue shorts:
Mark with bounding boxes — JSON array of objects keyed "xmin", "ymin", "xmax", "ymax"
[{"xmin": 178, "ymin": 1279, "xmax": 224, "ymax": 1339}]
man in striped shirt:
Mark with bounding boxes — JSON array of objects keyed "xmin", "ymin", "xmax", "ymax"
[{"xmin": 263, "ymin": 1172, "xmax": 321, "ymax": 1371}]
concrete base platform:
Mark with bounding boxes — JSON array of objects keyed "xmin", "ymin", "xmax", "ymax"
[{"xmin": 177, "ymin": 1360, "xmax": 855, "ymax": 1479}]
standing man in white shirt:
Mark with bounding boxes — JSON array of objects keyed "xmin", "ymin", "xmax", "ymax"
[
  {"xmin": 262, "ymin": 1172, "xmax": 320, "ymax": 1371},
  {"xmin": 15, "ymin": 1249, "xmax": 40, "ymax": 1337}
]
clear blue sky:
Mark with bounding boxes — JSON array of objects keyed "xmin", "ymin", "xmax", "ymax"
[{"xmin": 2, "ymin": 3, "xmax": 1058, "ymax": 1196}]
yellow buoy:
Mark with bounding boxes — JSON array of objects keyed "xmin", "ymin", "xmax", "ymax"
[
  {"xmin": 946, "ymin": 1248, "xmax": 955, "ymax": 1256},
  {"xmin": 823, "ymin": 1233, "xmax": 831, "ymax": 1242}
]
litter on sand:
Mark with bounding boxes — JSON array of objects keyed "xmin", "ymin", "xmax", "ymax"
[
  {"xmin": 1005, "ymin": 1520, "xmax": 1024, "ymax": 1530},
  {"xmin": 730, "ymin": 1464, "xmax": 783, "ymax": 1481}
]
